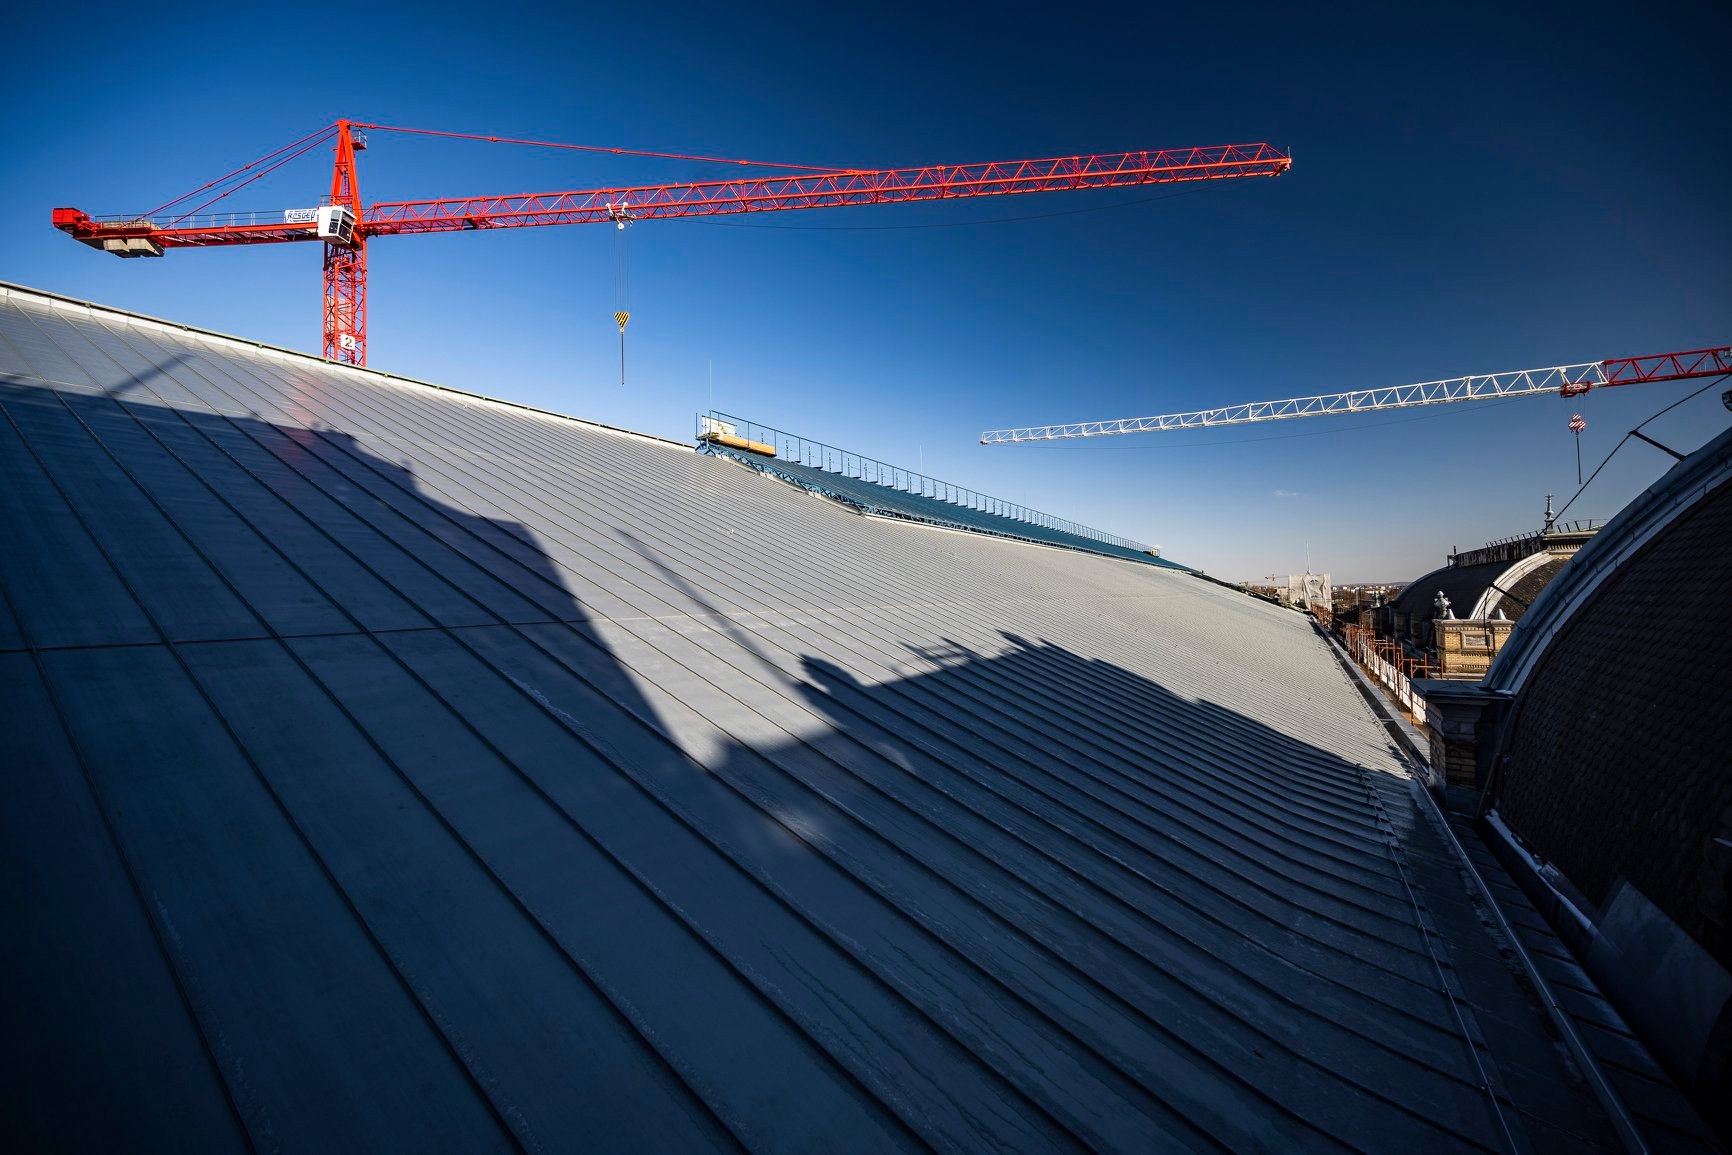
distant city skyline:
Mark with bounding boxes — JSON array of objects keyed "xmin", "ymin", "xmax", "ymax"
[{"xmin": 3, "ymin": 0, "xmax": 1727, "ymax": 581}]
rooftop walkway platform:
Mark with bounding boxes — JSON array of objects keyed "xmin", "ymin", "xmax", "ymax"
[{"xmin": 698, "ymin": 411, "xmax": 1186, "ymax": 570}]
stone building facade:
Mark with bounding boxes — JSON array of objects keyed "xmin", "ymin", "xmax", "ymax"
[
  {"xmin": 1375, "ymin": 503, "xmax": 1595, "ymax": 679},
  {"xmin": 1431, "ymin": 617, "xmax": 1515, "ymax": 679}
]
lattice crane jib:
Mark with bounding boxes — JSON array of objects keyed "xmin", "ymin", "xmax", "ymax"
[
  {"xmin": 51, "ymin": 123, "xmax": 1292, "ymax": 366},
  {"xmin": 979, "ymin": 347, "xmax": 1732, "ymax": 444}
]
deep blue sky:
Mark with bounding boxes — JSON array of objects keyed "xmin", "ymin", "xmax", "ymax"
[{"xmin": 4, "ymin": 1, "xmax": 1727, "ymax": 580}]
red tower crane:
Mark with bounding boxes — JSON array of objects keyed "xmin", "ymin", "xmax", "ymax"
[{"xmin": 52, "ymin": 121, "xmax": 1292, "ymax": 366}]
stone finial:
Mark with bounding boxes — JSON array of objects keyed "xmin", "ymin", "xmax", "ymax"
[{"xmin": 1434, "ymin": 590, "xmax": 1455, "ymax": 620}]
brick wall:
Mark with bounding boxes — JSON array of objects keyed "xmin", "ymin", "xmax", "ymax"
[
  {"xmin": 1428, "ymin": 731, "xmax": 1480, "ymax": 788},
  {"xmin": 1434, "ymin": 618, "xmax": 1514, "ymax": 678}
]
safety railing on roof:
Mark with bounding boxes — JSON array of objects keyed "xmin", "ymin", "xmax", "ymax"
[
  {"xmin": 696, "ymin": 411, "xmax": 1150, "ymax": 553},
  {"xmin": 1449, "ymin": 518, "xmax": 1606, "ymax": 568},
  {"xmin": 1481, "ymin": 519, "xmax": 1603, "ymax": 549}
]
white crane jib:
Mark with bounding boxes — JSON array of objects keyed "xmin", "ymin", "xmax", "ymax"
[{"xmin": 978, "ymin": 347, "xmax": 1732, "ymax": 444}]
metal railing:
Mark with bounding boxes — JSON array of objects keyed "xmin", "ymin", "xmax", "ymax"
[
  {"xmin": 1481, "ymin": 519, "xmax": 1603, "ymax": 549},
  {"xmin": 697, "ymin": 411, "xmax": 1150, "ymax": 553},
  {"xmin": 91, "ymin": 206, "xmax": 331, "ymax": 231},
  {"xmin": 1343, "ymin": 625, "xmax": 1428, "ymax": 720},
  {"xmin": 1449, "ymin": 519, "xmax": 1605, "ymax": 568}
]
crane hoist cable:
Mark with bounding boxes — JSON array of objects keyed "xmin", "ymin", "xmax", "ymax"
[{"xmin": 610, "ymin": 201, "xmax": 632, "ymax": 385}]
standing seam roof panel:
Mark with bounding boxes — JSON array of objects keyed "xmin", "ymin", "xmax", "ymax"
[
  {"xmin": 1, "ymin": 284, "xmax": 1650, "ymax": 1154},
  {"xmin": 91, "ymin": 304, "xmax": 1531, "ymax": 1135}
]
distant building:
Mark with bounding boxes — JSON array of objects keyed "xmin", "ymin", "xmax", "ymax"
[
  {"xmin": 1279, "ymin": 572, "xmax": 1331, "ymax": 611},
  {"xmin": 1330, "ymin": 583, "xmax": 1403, "ymax": 625},
  {"xmin": 1377, "ymin": 498, "xmax": 1599, "ymax": 678}
]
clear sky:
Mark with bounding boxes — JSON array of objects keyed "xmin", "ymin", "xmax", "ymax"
[{"xmin": 4, "ymin": 1, "xmax": 1727, "ymax": 581}]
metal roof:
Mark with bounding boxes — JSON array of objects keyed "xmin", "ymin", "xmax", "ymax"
[{"xmin": 0, "ymin": 282, "xmax": 1657, "ymax": 1152}]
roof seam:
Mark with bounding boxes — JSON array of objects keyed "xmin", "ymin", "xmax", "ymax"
[
  {"xmin": 65, "ymin": 333, "xmax": 752, "ymax": 1146},
  {"xmin": 192, "ymin": 320, "xmax": 1502, "ymax": 1133},
  {"xmin": 0, "ymin": 382, "xmax": 526, "ymax": 1148},
  {"xmin": 81, "ymin": 321, "xmax": 942, "ymax": 1147}
]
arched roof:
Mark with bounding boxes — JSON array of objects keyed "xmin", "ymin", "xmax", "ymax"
[
  {"xmin": 1391, "ymin": 559, "xmax": 1507, "ymax": 620},
  {"xmin": 1393, "ymin": 549, "xmax": 1575, "ymax": 625},
  {"xmin": 1471, "ymin": 551, "xmax": 1570, "ymax": 619},
  {"xmin": 1484, "ymin": 421, "xmax": 1732, "ymax": 1051},
  {"xmin": 1488, "ymin": 421, "xmax": 1732, "ymax": 694}
]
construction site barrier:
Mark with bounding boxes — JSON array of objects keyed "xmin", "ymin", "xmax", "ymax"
[{"xmin": 1342, "ymin": 624, "xmax": 1428, "ymax": 722}]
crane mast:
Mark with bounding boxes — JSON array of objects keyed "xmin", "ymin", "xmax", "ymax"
[
  {"xmin": 325, "ymin": 121, "xmax": 365, "ymax": 361},
  {"xmin": 979, "ymin": 347, "xmax": 1732, "ymax": 444},
  {"xmin": 52, "ymin": 122, "xmax": 1292, "ymax": 366}
]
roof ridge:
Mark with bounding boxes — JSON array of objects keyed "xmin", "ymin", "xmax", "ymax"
[{"xmin": 0, "ymin": 280, "xmax": 692, "ymax": 453}]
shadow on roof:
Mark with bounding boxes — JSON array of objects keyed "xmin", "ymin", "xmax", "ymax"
[{"xmin": 0, "ymin": 323, "xmax": 1646, "ymax": 1151}]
